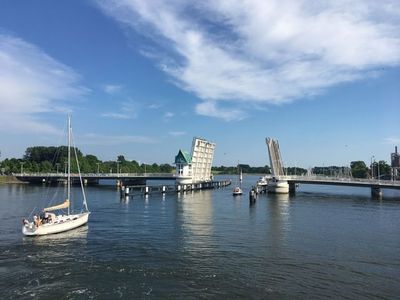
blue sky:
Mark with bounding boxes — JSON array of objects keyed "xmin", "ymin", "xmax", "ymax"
[{"xmin": 0, "ymin": 0, "xmax": 399, "ymax": 168}]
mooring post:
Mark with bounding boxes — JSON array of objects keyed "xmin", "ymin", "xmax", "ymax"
[
  {"xmin": 162, "ymin": 186, "xmax": 166, "ymax": 193},
  {"xmin": 145, "ymin": 186, "xmax": 149, "ymax": 195},
  {"xmin": 125, "ymin": 187, "xmax": 130, "ymax": 196},
  {"xmin": 249, "ymin": 188, "xmax": 256, "ymax": 203}
]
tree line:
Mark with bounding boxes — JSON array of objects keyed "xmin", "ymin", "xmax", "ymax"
[
  {"xmin": 0, "ymin": 146, "xmax": 174, "ymax": 174},
  {"xmin": 0, "ymin": 146, "xmax": 395, "ymax": 179}
]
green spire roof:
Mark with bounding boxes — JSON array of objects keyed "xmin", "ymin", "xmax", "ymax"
[{"xmin": 175, "ymin": 150, "xmax": 191, "ymax": 164}]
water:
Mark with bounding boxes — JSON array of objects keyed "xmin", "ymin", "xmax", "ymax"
[{"xmin": 1, "ymin": 175, "xmax": 400, "ymax": 299}]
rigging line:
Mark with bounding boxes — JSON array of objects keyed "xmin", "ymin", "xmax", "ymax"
[
  {"xmin": 71, "ymin": 127, "xmax": 89, "ymax": 212},
  {"xmin": 28, "ymin": 206, "xmax": 37, "ymax": 219},
  {"xmin": 42, "ymin": 121, "xmax": 69, "ymax": 208}
]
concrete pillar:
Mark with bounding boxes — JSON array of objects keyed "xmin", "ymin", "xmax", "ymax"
[
  {"xmin": 177, "ymin": 185, "xmax": 181, "ymax": 192},
  {"xmin": 289, "ymin": 182, "xmax": 296, "ymax": 194},
  {"xmin": 371, "ymin": 186, "xmax": 382, "ymax": 198}
]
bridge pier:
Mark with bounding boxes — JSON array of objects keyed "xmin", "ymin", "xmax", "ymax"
[
  {"xmin": 371, "ymin": 186, "xmax": 382, "ymax": 199},
  {"xmin": 289, "ymin": 182, "xmax": 296, "ymax": 194}
]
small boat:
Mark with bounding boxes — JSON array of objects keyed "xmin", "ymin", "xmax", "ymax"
[
  {"xmin": 233, "ymin": 186, "xmax": 243, "ymax": 195},
  {"xmin": 22, "ymin": 115, "xmax": 90, "ymax": 236},
  {"xmin": 257, "ymin": 176, "xmax": 268, "ymax": 187},
  {"xmin": 233, "ymin": 167, "xmax": 243, "ymax": 196}
]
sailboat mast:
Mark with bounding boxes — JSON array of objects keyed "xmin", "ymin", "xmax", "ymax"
[{"xmin": 67, "ymin": 115, "xmax": 71, "ymax": 215}]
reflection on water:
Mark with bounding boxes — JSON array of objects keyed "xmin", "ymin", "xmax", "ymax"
[{"xmin": 180, "ymin": 190, "xmax": 214, "ymax": 251}]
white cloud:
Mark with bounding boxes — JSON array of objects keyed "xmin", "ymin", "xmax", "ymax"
[
  {"xmin": 164, "ymin": 112, "xmax": 174, "ymax": 118},
  {"xmin": 383, "ymin": 137, "xmax": 400, "ymax": 144},
  {"xmin": 169, "ymin": 131, "xmax": 186, "ymax": 137},
  {"xmin": 196, "ymin": 101, "xmax": 245, "ymax": 121},
  {"xmin": 101, "ymin": 100, "xmax": 137, "ymax": 119},
  {"xmin": 101, "ymin": 112, "xmax": 131, "ymax": 119},
  {"xmin": 104, "ymin": 84, "xmax": 122, "ymax": 94},
  {"xmin": 148, "ymin": 103, "xmax": 162, "ymax": 109},
  {"xmin": 96, "ymin": 0, "xmax": 400, "ymax": 119},
  {"xmin": 80, "ymin": 133, "xmax": 157, "ymax": 145},
  {"xmin": 0, "ymin": 33, "xmax": 88, "ymax": 133}
]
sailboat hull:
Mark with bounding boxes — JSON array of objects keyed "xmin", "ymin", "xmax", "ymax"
[{"xmin": 22, "ymin": 212, "xmax": 90, "ymax": 236}]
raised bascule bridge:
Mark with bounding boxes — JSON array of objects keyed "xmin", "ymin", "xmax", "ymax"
[{"xmin": 264, "ymin": 137, "xmax": 400, "ymax": 198}]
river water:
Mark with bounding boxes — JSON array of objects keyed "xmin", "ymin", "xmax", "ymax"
[{"xmin": 1, "ymin": 175, "xmax": 399, "ymax": 299}]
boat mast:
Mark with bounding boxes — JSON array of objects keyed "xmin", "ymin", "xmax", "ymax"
[{"xmin": 67, "ymin": 115, "xmax": 71, "ymax": 215}]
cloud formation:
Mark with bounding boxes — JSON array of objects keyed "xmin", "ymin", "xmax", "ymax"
[
  {"xmin": 80, "ymin": 133, "xmax": 157, "ymax": 145},
  {"xmin": 104, "ymin": 84, "xmax": 122, "ymax": 94},
  {"xmin": 169, "ymin": 131, "xmax": 186, "ymax": 137},
  {"xmin": 0, "ymin": 33, "xmax": 88, "ymax": 133},
  {"xmin": 101, "ymin": 101, "xmax": 137, "ymax": 119},
  {"xmin": 96, "ymin": 0, "xmax": 400, "ymax": 120}
]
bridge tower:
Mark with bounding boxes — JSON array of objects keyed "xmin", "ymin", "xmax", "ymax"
[
  {"xmin": 265, "ymin": 138, "xmax": 291, "ymax": 194},
  {"xmin": 266, "ymin": 138, "xmax": 285, "ymax": 176},
  {"xmin": 175, "ymin": 137, "xmax": 215, "ymax": 184}
]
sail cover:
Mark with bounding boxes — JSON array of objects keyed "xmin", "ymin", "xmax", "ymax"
[{"xmin": 43, "ymin": 199, "xmax": 70, "ymax": 212}]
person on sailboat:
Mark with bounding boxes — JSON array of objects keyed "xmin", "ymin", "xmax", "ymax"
[{"xmin": 33, "ymin": 215, "xmax": 41, "ymax": 227}]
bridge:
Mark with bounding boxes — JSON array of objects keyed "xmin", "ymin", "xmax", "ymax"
[
  {"xmin": 15, "ymin": 172, "xmax": 176, "ymax": 185},
  {"xmin": 263, "ymin": 137, "xmax": 400, "ymax": 198},
  {"xmin": 263, "ymin": 175, "xmax": 400, "ymax": 197}
]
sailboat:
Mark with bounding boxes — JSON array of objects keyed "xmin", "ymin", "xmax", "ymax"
[
  {"xmin": 232, "ymin": 167, "xmax": 243, "ymax": 196},
  {"xmin": 22, "ymin": 116, "xmax": 90, "ymax": 236}
]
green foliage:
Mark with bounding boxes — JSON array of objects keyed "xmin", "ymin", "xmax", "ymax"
[
  {"xmin": 212, "ymin": 164, "xmax": 271, "ymax": 174},
  {"xmin": 285, "ymin": 167, "xmax": 308, "ymax": 176},
  {"xmin": 351, "ymin": 161, "xmax": 368, "ymax": 178},
  {"xmin": 312, "ymin": 166, "xmax": 351, "ymax": 177},
  {"xmin": 0, "ymin": 146, "xmax": 174, "ymax": 175},
  {"xmin": 371, "ymin": 160, "xmax": 391, "ymax": 179}
]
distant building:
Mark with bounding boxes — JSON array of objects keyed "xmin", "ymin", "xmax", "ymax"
[
  {"xmin": 391, "ymin": 146, "xmax": 400, "ymax": 178},
  {"xmin": 174, "ymin": 137, "xmax": 215, "ymax": 184},
  {"xmin": 391, "ymin": 146, "xmax": 400, "ymax": 168}
]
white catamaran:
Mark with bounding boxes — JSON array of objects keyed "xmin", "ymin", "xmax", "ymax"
[{"xmin": 22, "ymin": 116, "xmax": 90, "ymax": 236}]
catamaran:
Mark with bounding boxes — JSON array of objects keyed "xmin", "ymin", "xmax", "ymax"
[{"xmin": 22, "ymin": 116, "xmax": 90, "ymax": 236}]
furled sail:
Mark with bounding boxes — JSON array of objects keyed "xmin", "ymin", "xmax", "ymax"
[{"xmin": 43, "ymin": 199, "xmax": 70, "ymax": 212}]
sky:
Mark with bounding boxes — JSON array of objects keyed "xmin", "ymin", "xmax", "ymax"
[{"xmin": 0, "ymin": 0, "xmax": 399, "ymax": 168}]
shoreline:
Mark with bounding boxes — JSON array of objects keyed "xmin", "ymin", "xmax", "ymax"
[{"xmin": 0, "ymin": 176, "xmax": 26, "ymax": 184}]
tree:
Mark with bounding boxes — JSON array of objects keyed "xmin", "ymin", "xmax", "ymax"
[
  {"xmin": 350, "ymin": 161, "xmax": 368, "ymax": 178},
  {"xmin": 371, "ymin": 160, "xmax": 391, "ymax": 179}
]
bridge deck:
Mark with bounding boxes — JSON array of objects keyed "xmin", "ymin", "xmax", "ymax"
[
  {"xmin": 278, "ymin": 175, "xmax": 400, "ymax": 190},
  {"xmin": 15, "ymin": 172, "xmax": 177, "ymax": 182}
]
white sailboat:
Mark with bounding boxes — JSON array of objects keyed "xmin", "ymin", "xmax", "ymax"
[
  {"xmin": 22, "ymin": 116, "xmax": 90, "ymax": 236},
  {"xmin": 233, "ymin": 168, "xmax": 243, "ymax": 196}
]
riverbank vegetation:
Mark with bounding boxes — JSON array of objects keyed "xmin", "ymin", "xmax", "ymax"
[{"xmin": 0, "ymin": 146, "xmax": 394, "ymax": 179}]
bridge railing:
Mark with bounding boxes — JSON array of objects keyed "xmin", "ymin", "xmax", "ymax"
[
  {"xmin": 14, "ymin": 172, "xmax": 176, "ymax": 178},
  {"xmin": 278, "ymin": 175, "xmax": 400, "ymax": 185}
]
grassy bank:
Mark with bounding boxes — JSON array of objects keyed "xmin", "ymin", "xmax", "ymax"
[{"xmin": 0, "ymin": 175, "xmax": 24, "ymax": 184}]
